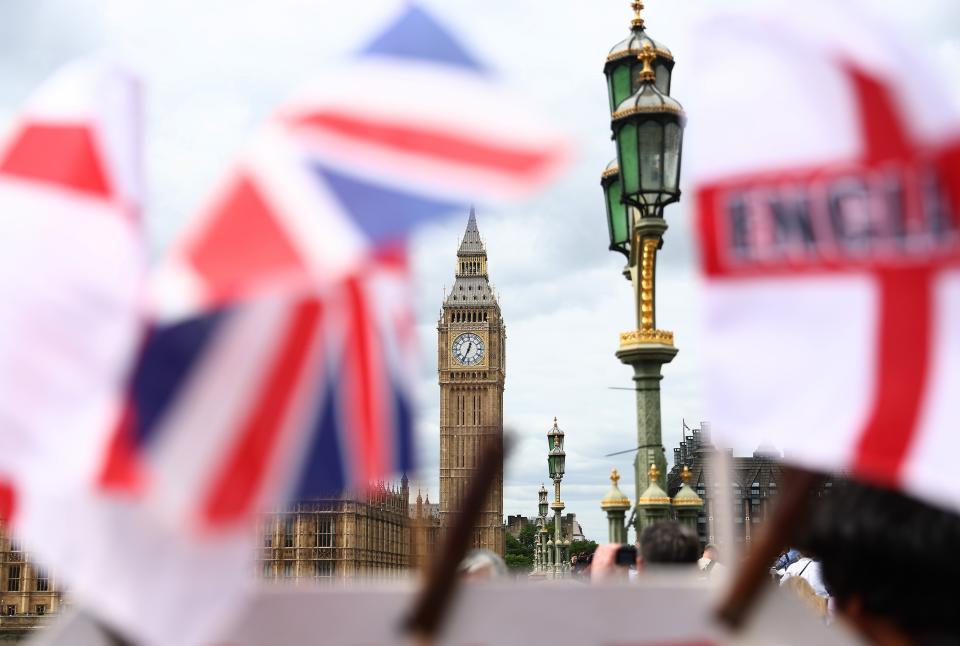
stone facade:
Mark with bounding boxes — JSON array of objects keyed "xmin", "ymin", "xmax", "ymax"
[
  {"xmin": 666, "ymin": 423, "xmax": 834, "ymax": 547},
  {"xmin": 438, "ymin": 210, "xmax": 505, "ymax": 556},
  {"xmin": 0, "ymin": 523, "xmax": 61, "ymax": 640},
  {"xmin": 408, "ymin": 492, "xmax": 441, "ymax": 572},
  {"xmin": 257, "ymin": 481, "xmax": 410, "ymax": 582}
]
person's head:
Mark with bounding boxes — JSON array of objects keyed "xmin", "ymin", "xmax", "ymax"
[
  {"xmin": 702, "ymin": 543, "xmax": 720, "ymax": 562},
  {"xmin": 457, "ymin": 549, "xmax": 507, "ymax": 581},
  {"xmin": 799, "ymin": 481, "xmax": 960, "ymax": 645},
  {"xmin": 639, "ymin": 521, "xmax": 700, "ymax": 566}
]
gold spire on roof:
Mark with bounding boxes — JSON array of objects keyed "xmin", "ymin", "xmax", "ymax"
[
  {"xmin": 647, "ymin": 462, "xmax": 660, "ymax": 482},
  {"xmin": 638, "ymin": 43, "xmax": 656, "ymax": 82},
  {"xmin": 602, "ymin": 467, "xmax": 632, "ymax": 510},
  {"xmin": 631, "ymin": 0, "xmax": 645, "ymax": 30},
  {"xmin": 681, "ymin": 465, "xmax": 692, "ymax": 485}
]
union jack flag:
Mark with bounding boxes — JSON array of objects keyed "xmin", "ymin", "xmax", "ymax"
[{"xmin": 102, "ymin": 4, "xmax": 568, "ymax": 532}]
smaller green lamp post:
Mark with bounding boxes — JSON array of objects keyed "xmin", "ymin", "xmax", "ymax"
[
  {"xmin": 547, "ymin": 417, "xmax": 566, "ymax": 578},
  {"xmin": 536, "ymin": 484, "xmax": 549, "ymax": 574}
]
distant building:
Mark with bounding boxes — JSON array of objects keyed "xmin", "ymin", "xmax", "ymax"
[
  {"xmin": 257, "ymin": 480, "xmax": 411, "ymax": 582},
  {"xmin": 0, "ymin": 523, "xmax": 62, "ymax": 639},
  {"xmin": 666, "ymin": 423, "xmax": 833, "ymax": 547},
  {"xmin": 564, "ymin": 514, "xmax": 586, "ymax": 542},
  {"xmin": 505, "ymin": 515, "xmax": 529, "ymax": 538},
  {"xmin": 409, "ymin": 491, "xmax": 441, "ymax": 571},
  {"xmin": 506, "ymin": 513, "xmax": 585, "ymax": 542}
]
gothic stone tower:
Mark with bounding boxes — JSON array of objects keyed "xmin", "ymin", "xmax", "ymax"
[{"xmin": 438, "ymin": 208, "xmax": 505, "ymax": 556}]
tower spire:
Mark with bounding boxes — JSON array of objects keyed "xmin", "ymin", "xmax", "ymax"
[{"xmin": 458, "ymin": 205, "xmax": 484, "ymax": 255}]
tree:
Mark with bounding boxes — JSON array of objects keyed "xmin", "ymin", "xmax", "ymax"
[
  {"xmin": 505, "ymin": 527, "xmax": 535, "ymax": 572},
  {"xmin": 569, "ymin": 539, "xmax": 598, "ymax": 559},
  {"xmin": 517, "ymin": 523, "xmax": 537, "ymax": 553}
]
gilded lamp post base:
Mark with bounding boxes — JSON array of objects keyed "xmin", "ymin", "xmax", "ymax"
[{"xmin": 616, "ymin": 331, "xmax": 677, "ymax": 538}]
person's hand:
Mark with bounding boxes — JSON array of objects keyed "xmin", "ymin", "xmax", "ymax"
[{"xmin": 590, "ymin": 544, "xmax": 625, "ymax": 583}]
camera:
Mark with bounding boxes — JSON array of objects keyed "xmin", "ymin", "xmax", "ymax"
[{"xmin": 614, "ymin": 544, "xmax": 637, "ymax": 567}]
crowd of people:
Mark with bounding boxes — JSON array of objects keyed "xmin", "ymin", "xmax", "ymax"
[{"xmin": 456, "ymin": 479, "xmax": 960, "ymax": 645}]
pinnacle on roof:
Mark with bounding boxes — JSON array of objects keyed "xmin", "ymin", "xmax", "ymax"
[{"xmin": 457, "ymin": 206, "xmax": 484, "ymax": 255}]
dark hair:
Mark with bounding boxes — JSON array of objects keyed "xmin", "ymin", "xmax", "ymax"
[
  {"xmin": 639, "ymin": 520, "xmax": 699, "ymax": 564},
  {"xmin": 799, "ymin": 480, "xmax": 960, "ymax": 644}
]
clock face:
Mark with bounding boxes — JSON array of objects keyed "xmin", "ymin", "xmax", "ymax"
[{"xmin": 452, "ymin": 333, "xmax": 485, "ymax": 366}]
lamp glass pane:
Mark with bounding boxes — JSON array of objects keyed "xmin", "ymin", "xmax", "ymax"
[
  {"xmin": 655, "ymin": 63, "xmax": 670, "ymax": 95},
  {"xmin": 610, "ymin": 64, "xmax": 632, "ymax": 113},
  {"xmin": 617, "ymin": 122, "xmax": 639, "ymax": 196},
  {"xmin": 603, "ymin": 176, "xmax": 625, "ymax": 249},
  {"xmin": 639, "ymin": 120, "xmax": 663, "ymax": 193},
  {"xmin": 664, "ymin": 122, "xmax": 682, "ymax": 193}
]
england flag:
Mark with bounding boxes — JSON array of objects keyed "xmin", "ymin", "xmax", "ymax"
[{"xmin": 689, "ymin": 0, "xmax": 960, "ymax": 510}]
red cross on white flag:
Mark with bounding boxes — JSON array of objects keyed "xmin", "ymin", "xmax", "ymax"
[{"xmin": 689, "ymin": 0, "xmax": 960, "ymax": 511}]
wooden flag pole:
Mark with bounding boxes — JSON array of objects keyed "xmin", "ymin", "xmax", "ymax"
[
  {"xmin": 715, "ymin": 466, "xmax": 822, "ymax": 630},
  {"xmin": 402, "ymin": 433, "xmax": 511, "ymax": 642}
]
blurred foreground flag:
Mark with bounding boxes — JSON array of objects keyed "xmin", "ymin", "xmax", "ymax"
[
  {"xmin": 110, "ymin": 252, "xmax": 417, "ymax": 532},
  {"xmin": 0, "ymin": 59, "xmax": 143, "ymax": 521},
  {"xmin": 690, "ymin": 0, "xmax": 960, "ymax": 509},
  {"xmin": 154, "ymin": 3, "xmax": 570, "ymax": 313},
  {"xmin": 113, "ymin": 4, "xmax": 566, "ymax": 531}
]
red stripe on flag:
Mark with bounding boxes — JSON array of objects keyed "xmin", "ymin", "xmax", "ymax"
[
  {"xmin": 0, "ymin": 124, "xmax": 112, "ymax": 197},
  {"xmin": 187, "ymin": 174, "xmax": 307, "ymax": 306},
  {"xmin": 344, "ymin": 277, "xmax": 389, "ymax": 483},
  {"xmin": 0, "ymin": 481, "xmax": 15, "ymax": 524},
  {"xmin": 201, "ymin": 299, "xmax": 323, "ymax": 526},
  {"xmin": 853, "ymin": 268, "xmax": 933, "ymax": 486},
  {"xmin": 290, "ymin": 111, "xmax": 558, "ymax": 177},
  {"xmin": 98, "ymin": 399, "xmax": 147, "ymax": 494}
]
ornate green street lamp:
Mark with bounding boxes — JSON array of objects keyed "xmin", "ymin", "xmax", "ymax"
[
  {"xmin": 599, "ymin": 1, "xmax": 685, "ymax": 540},
  {"xmin": 601, "ymin": 159, "xmax": 631, "ymax": 259},
  {"xmin": 603, "ymin": 0, "xmax": 674, "ymax": 111},
  {"xmin": 611, "ymin": 43, "xmax": 685, "ymax": 220}
]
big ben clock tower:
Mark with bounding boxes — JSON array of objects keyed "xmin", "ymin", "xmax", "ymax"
[{"xmin": 438, "ymin": 208, "xmax": 505, "ymax": 556}]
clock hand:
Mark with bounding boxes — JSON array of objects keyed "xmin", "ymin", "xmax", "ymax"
[{"xmin": 466, "ymin": 342, "xmax": 473, "ymax": 355}]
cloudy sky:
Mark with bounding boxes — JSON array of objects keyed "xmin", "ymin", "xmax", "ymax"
[{"xmin": 2, "ymin": 0, "xmax": 958, "ymax": 542}]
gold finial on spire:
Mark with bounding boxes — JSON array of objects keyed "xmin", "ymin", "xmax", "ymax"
[
  {"xmin": 638, "ymin": 43, "xmax": 656, "ymax": 83},
  {"xmin": 631, "ymin": 0, "xmax": 645, "ymax": 30},
  {"xmin": 553, "ymin": 416, "xmax": 558, "ymax": 427},
  {"xmin": 681, "ymin": 465, "xmax": 692, "ymax": 485},
  {"xmin": 610, "ymin": 468, "xmax": 621, "ymax": 485},
  {"xmin": 648, "ymin": 462, "xmax": 660, "ymax": 482}
]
